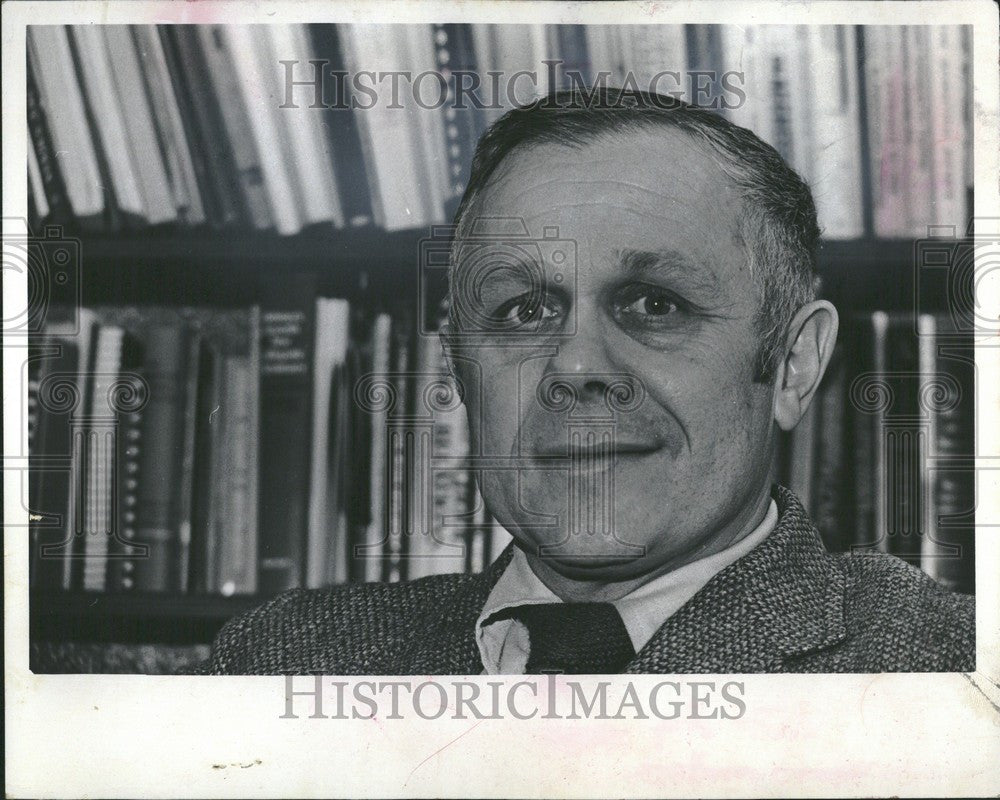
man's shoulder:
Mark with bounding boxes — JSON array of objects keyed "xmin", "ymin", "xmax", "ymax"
[
  {"xmin": 207, "ymin": 572, "xmax": 477, "ymax": 675},
  {"xmin": 812, "ymin": 549, "xmax": 975, "ymax": 672}
]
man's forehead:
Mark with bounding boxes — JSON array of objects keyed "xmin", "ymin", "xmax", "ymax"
[{"xmin": 479, "ymin": 126, "xmax": 741, "ymax": 213}]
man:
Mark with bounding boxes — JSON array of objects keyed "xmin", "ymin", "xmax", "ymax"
[{"xmin": 207, "ymin": 88, "xmax": 974, "ymax": 675}]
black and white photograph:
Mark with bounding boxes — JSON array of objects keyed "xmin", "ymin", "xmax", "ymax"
[{"xmin": 4, "ymin": 0, "xmax": 999, "ymax": 796}]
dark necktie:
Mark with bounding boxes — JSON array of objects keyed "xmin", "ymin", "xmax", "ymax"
[{"xmin": 487, "ymin": 602, "xmax": 636, "ymax": 674}]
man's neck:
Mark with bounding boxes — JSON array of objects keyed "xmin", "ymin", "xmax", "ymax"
[{"xmin": 522, "ymin": 488, "xmax": 774, "ymax": 603}]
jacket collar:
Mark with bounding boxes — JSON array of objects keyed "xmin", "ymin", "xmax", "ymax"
[
  {"xmin": 625, "ymin": 485, "xmax": 847, "ymax": 673},
  {"xmin": 393, "ymin": 485, "xmax": 846, "ymax": 674}
]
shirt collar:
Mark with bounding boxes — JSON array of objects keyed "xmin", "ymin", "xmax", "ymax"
[{"xmin": 475, "ymin": 499, "xmax": 779, "ymax": 674}]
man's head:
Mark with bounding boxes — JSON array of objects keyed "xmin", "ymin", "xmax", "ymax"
[{"xmin": 442, "ymin": 88, "xmax": 838, "ymax": 596}]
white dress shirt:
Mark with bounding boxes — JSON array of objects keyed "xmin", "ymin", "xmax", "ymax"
[{"xmin": 476, "ymin": 499, "xmax": 779, "ymax": 674}]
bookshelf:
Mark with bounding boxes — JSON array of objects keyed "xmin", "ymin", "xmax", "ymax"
[
  {"xmin": 25, "ymin": 22, "xmax": 976, "ymax": 667},
  {"xmin": 63, "ymin": 232, "xmax": 928, "ymax": 309}
]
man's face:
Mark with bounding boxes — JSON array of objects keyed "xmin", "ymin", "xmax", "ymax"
[{"xmin": 448, "ymin": 128, "xmax": 778, "ymax": 583}]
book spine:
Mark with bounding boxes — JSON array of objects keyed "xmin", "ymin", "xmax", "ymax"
[
  {"xmin": 385, "ymin": 314, "xmax": 414, "ymax": 582},
  {"xmin": 362, "ymin": 313, "xmax": 392, "ymax": 582},
  {"xmin": 133, "ymin": 324, "xmax": 188, "ymax": 592},
  {"xmin": 309, "ymin": 24, "xmax": 376, "ymax": 228},
  {"xmin": 82, "ymin": 325, "xmax": 126, "ymax": 592},
  {"xmin": 808, "ymin": 25, "xmax": 864, "ymax": 238},
  {"xmin": 29, "ymin": 338, "xmax": 78, "ymax": 589},
  {"xmin": 865, "ymin": 27, "xmax": 909, "ymax": 237},
  {"xmin": 161, "ymin": 26, "xmax": 244, "ymax": 228},
  {"xmin": 27, "ymin": 26, "xmax": 104, "ymax": 219},
  {"xmin": 433, "ymin": 24, "xmax": 481, "ymax": 211},
  {"xmin": 175, "ymin": 333, "xmax": 202, "ymax": 593},
  {"xmin": 101, "ymin": 26, "xmax": 179, "ymax": 225},
  {"xmin": 926, "ymin": 319, "xmax": 975, "ymax": 593},
  {"xmin": 217, "ymin": 353, "xmax": 259, "ymax": 595},
  {"xmin": 257, "ymin": 277, "xmax": 316, "ymax": 593},
  {"xmin": 196, "ymin": 26, "xmax": 275, "ymax": 230},
  {"xmin": 70, "ymin": 26, "xmax": 147, "ymax": 220},
  {"xmin": 928, "ymin": 26, "xmax": 967, "ymax": 230},
  {"xmin": 220, "ymin": 26, "xmax": 304, "ymax": 235},
  {"xmin": 339, "ymin": 25, "xmax": 430, "ymax": 231},
  {"xmin": 306, "ymin": 298, "xmax": 351, "ymax": 588},
  {"xmin": 26, "ymin": 61, "xmax": 73, "ymax": 227},
  {"xmin": 722, "ymin": 25, "xmax": 773, "ymax": 143},
  {"xmin": 266, "ymin": 24, "xmax": 345, "ymax": 228},
  {"xmin": 903, "ymin": 26, "xmax": 933, "ymax": 236},
  {"xmin": 107, "ymin": 338, "xmax": 144, "ymax": 593},
  {"xmin": 812, "ymin": 348, "xmax": 849, "ymax": 551},
  {"xmin": 132, "ymin": 26, "xmax": 207, "ymax": 226},
  {"xmin": 189, "ymin": 339, "xmax": 220, "ymax": 594}
]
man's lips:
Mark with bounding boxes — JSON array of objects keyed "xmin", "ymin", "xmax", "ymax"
[{"xmin": 528, "ymin": 443, "xmax": 662, "ymax": 459}]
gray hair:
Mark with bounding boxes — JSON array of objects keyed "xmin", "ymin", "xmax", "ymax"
[{"xmin": 449, "ymin": 87, "xmax": 821, "ymax": 382}]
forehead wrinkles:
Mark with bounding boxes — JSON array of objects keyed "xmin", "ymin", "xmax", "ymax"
[{"xmin": 474, "ymin": 138, "xmax": 744, "ymax": 238}]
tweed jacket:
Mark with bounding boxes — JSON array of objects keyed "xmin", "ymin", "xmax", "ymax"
[{"xmin": 206, "ymin": 486, "xmax": 975, "ymax": 674}]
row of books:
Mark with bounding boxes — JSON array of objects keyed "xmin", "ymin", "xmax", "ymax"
[
  {"xmin": 28, "ymin": 294, "xmax": 511, "ymax": 597},
  {"xmin": 775, "ymin": 312, "xmax": 975, "ymax": 594},
  {"xmin": 26, "ymin": 24, "xmax": 971, "ymax": 241}
]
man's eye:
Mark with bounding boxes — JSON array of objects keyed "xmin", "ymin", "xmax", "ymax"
[
  {"xmin": 494, "ymin": 296, "xmax": 559, "ymax": 326},
  {"xmin": 620, "ymin": 289, "xmax": 680, "ymax": 317}
]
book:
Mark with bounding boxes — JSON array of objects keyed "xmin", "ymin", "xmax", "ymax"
[
  {"xmin": 863, "ymin": 26, "xmax": 910, "ymax": 237},
  {"xmin": 26, "ymin": 58, "xmax": 73, "ymax": 226},
  {"xmin": 306, "ymin": 297, "xmax": 351, "ymax": 588},
  {"xmin": 70, "ymin": 26, "xmax": 147, "ymax": 220},
  {"xmin": 81, "ymin": 324, "xmax": 127, "ymax": 591},
  {"xmin": 339, "ymin": 24, "xmax": 441, "ymax": 231},
  {"xmin": 160, "ymin": 26, "xmax": 245, "ymax": 228},
  {"xmin": 27, "ymin": 26, "xmax": 104, "ymax": 220},
  {"xmin": 28, "ymin": 323, "xmax": 87, "ymax": 589},
  {"xmin": 309, "ymin": 24, "xmax": 377, "ymax": 228},
  {"xmin": 101, "ymin": 26, "xmax": 179, "ymax": 225},
  {"xmin": 216, "ymin": 345, "xmax": 261, "ymax": 596},
  {"xmin": 107, "ymin": 341, "xmax": 145, "ymax": 593},
  {"xmin": 132, "ymin": 26, "xmax": 207, "ymax": 226},
  {"xmin": 903, "ymin": 26, "xmax": 933, "ymax": 236},
  {"xmin": 188, "ymin": 338, "xmax": 219, "ymax": 594},
  {"xmin": 921, "ymin": 318, "xmax": 975, "ymax": 593},
  {"xmin": 405, "ymin": 327, "xmax": 470, "ymax": 579},
  {"xmin": 197, "ymin": 26, "xmax": 275, "ymax": 231},
  {"xmin": 131, "ymin": 322, "xmax": 190, "ymax": 592},
  {"xmin": 807, "ymin": 25, "xmax": 864, "ymax": 239},
  {"xmin": 927, "ymin": 25, "xmax": 968, "ymax": 230},
  {"xmin": 618, "ymin": 24, "xmax": 688, "ymax": 98},
  {"xmin": 360, "ymin": 313, "xmax": 392, "ymax": 581},
  {"xmin": 264, "ymin": 24, "xmax": 345, "ymax": 228},
  {"xmin": 811, "ymin": 345, "xmax": 850, "ymax": 552},
  {"xmin": 27, "ymin": 137, "xmax": 49, "ymax": 225},
  {"xmin": 257, "ymin": 274, "xmax": 317, "ymax": 593},
  {"xmin": 220, "ymin": 26, "xmax": 304, "ymax": 235},
  {"xmin": 434, "ymin": 24, "xmax": 483, "ymax": 208},
  {"xmin": 847, "ymin": 311, "xmax": 889, "ymax": 555},
  {"xmin": 190, "ymin": 306, "xmax": 261, "ymax": 596}
]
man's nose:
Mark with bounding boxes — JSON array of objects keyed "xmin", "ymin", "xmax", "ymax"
[{"xmin": 536, "ymin": 321, "xmax": 643, "ymax": 416}]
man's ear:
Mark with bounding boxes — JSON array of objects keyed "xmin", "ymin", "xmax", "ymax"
[
  {"xmin": 772, "ymin": 300, "xmax": 839, "ymax": 432},
  {"xmin": 437, "ymin": 321, "xmax": 465, "ymax": 402}
]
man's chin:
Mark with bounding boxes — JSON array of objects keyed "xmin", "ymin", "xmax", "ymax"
[{"xmin": 514, "ymin": 538, "xmax": 655, "ymax": 583}]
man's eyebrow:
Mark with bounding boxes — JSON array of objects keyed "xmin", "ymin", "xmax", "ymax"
[{"xmin": 614, "ymin": 248, "xmax": 723, "ymax": 295}]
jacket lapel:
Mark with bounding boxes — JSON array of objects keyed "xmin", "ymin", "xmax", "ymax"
[{"xmin": 625, "ymin": 486, "xmax": 847, "ymax": 673}]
